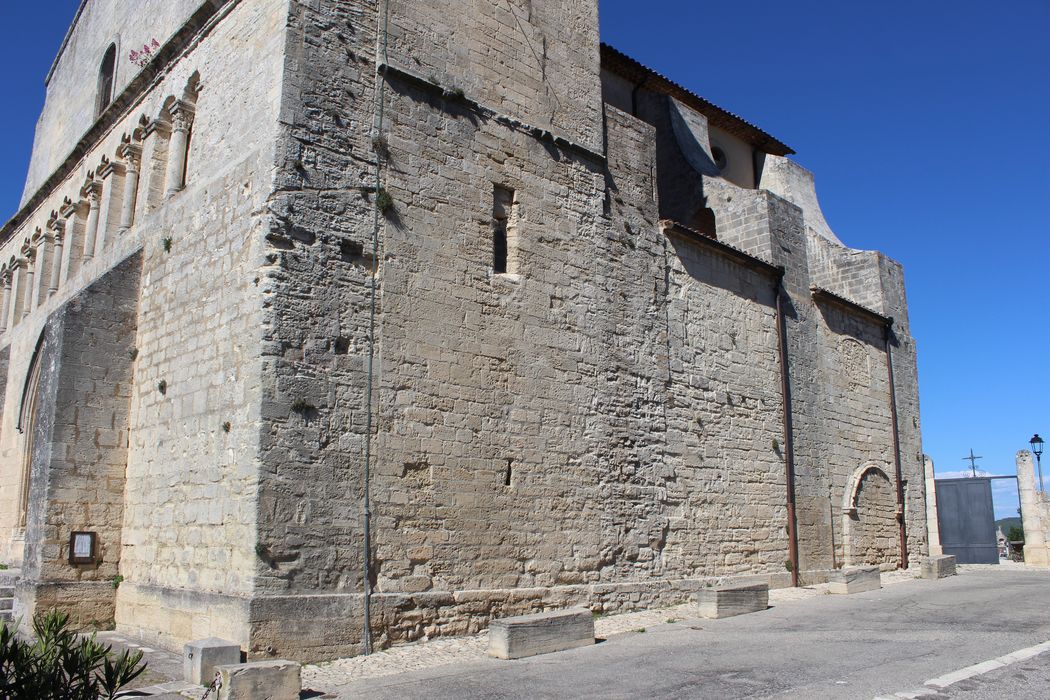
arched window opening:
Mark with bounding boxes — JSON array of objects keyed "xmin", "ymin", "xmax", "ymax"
[{"xmin": 96, "ymin": 44, "xmax": 117, "ymax": 118}]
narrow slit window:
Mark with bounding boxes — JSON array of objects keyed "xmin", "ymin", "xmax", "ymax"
[
  {"xmin": 96, "ymin": 44, "xmax": 117, "ymax": 118},
  {"xmin": 492, "ymin": 185, "xmax": 518, "ymax": 275}
]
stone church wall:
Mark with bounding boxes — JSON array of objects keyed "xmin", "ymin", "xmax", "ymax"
[
  {"xmin": 16, "ymin": 253, "xmax": 140, "ymax": 627},
  {"xmin": 0, "ymin": 0, "xmax": 288, "ymax": 652},
  {"xmin": 0, "ymin": 0, "xmax": 926, "ymax": 664}
]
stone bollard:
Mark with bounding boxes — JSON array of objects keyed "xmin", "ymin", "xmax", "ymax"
[
  {"xmin": 829, "ymin": 565, "xmax": 881, "ymax": 594},
  {"xmin": 695, "ymin": 582, "xmax": 769, "ymax": 619},
  {"xmin": 921, "ymin": 555, "xmax": 957, "ymax": 579},
  {"xmin": 488, "ymin": 608, "xmax": 594, "ymax": 660},
  {"xmin": 183, "ymin": 638, "xmax": 241, "ymax": 686},
  {"xmin": 215, "ymin": 660, "xmax": 301, "ymax": 700}
]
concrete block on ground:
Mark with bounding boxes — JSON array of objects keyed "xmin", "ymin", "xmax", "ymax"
[
  {"xmin": 488, "ymin": 607, "xmax": 594, "ymax": 659},
  {"xmin": 921, "ymin": 555, "xmax": 957, "ymax": 579},
  {"xmin": 695, "ymin": 582, "xmax": 769, "ymax": 619},
  {"xmin": 216, "ymin": 660, "xmax": 300, "ymax": 700},
  {"xmin": 183, "ymin": 637, "xmax": 241, "ymax": 686},
  {"xmin": 829, "ymin": 566, "xmax": 881, "ymax": 594}
]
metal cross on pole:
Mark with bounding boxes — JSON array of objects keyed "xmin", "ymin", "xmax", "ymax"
[{"xmin": 962, "ymin": 448, "xmax": 983, "ymax": 478}]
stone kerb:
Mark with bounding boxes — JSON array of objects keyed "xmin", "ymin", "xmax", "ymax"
[
  {"xmin": 828, "ymin": 566, "xmax": 881, "ymax": 594},
  {"xmin": 920, "ymin": 555, "xmax": 957, "ymax": 580},
  {"xmin": 694, "ymin": 582, "xmax": 769, "ymax": 619},
  {"xmin": 216, "ymin": 660, "xmax": 301, "ymax": 700},
  {"xmin": 487, "ymin": 608, "xmax": 595, "ymax": 660}
]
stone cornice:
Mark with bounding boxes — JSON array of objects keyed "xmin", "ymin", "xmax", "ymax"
[
  {"xmin": 811, "ymin": 286, "xmax": 892, "ymax": 328},
  {"xmin": 661, "ymin": 220, "xmax": 782, "ymax": 279}
]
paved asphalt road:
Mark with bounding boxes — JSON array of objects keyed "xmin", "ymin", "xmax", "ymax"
[{"xmin": 333, "ymin": 568, "xmax": 1050, "ymax": 699}]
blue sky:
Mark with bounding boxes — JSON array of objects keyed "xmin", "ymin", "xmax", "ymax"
[{"xmin": 1, "ymin": 2, "xmax": 1046, "ymax": 518}]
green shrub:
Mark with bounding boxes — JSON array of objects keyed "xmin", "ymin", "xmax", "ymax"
[{"xmin": 0, "ymin": 610, "xmax": 146, "ymax": 699}]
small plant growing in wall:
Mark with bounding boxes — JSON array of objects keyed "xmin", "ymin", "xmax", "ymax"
[
  {"xmin": 129, "ymin": 38, "xmax": 161, "ymax": 68},
  {"xmin": 157, "ymin": 379, "xmax": 167, "ymax": 395},
  {"xmin": 162, "ymin": 237, "xmax": 173, "ymax": 253},
  {"xmin": 772, "ymin": 438, "xmax": 780, "ymax": 453},
  {"xmin": 255, "ymin": 543, "xmax": 276, "ymax": 569},
  {"xmin": 290, "ymin": 399, "xmax": 315, "ymax": 415},
  {"xmin": 111, "ymin": 574, "xmax": 123, "ymax": 590},
  {"xmin": 374, "ymin": 188, "xmax": 394, "ymax": 215},
  {"xmin": 222, "ymin": 421, "xmax": 231, "ymax": 433},
  {"xmin": 784, "ymin": 559, "xmax": 794, "ymax": 573},
  {"xmin": 128, "ymin": 347, "xmax": 139, "ymax": 361}
]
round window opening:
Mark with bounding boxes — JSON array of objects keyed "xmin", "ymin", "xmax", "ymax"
[{"xmin": 711, "ymin": 146, "xmax": 728, "ymax": 171}]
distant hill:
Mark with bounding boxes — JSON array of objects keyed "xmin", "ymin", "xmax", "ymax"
[{"xmin": 995, "ymin": 517, "xmax": 1022, "ymax": 532}]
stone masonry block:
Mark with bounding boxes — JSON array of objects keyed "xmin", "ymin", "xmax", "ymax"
[
  {"xmin": 488, "ymin": 607, "xmax": 594, "ymax": 660},
  {"xmin": 921, "ymin": 555, "xmax": 957, "ymax": 579},
  {"xmin": 829, "ymin": 566, "xmax": 881, "ymax": 594},
  {"xmin": 216, "ymin": 660, "xmax": 301, "ymax": 700},
  {"xmin": 694, "ymin": 582, "xmax": 769, "ymax": 619},
  {"xmin": 184, "ymin": 637, "xmax": 241, "ymax": 686}
]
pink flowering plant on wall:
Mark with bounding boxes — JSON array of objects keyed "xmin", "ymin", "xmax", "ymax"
[{"xmin": 129, "ymin": 39, "xmax": 161, "ymax": 68}]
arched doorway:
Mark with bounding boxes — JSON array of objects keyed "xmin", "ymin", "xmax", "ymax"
[
  {"xmin": 16, "ymin": 333, "xmax": 46, "ymax": 531},
  {"xmin": 842, "ymin": 464, "xmax": 898, "ymax": 566}
]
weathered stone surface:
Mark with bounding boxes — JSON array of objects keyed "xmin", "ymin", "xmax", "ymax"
[
  {"xmin": 920, "ymin": 555, "xmax": 956, "ymax": 579},
  {"xmin": 0, "ymin": 0, "xmax": 927, "ymax": 663},
  {"xmin": 829, "ymin": 566, "xmax": 882, "ymax": 594},
  {"xmin": 695, "ymin": 583, "xmax": 769, "ymax": 619},
  {"xmin": 216, "ymin": 660, "xmax": 301, "ymax": 700},
  {"xmin": 184, "ymin": 637, "xmax": 242, "ymax": 686},
  {"xmin": 488, "ymin": 608, "xmax": 594, "ymax": 660},
  {"xmin": 1017, "ymin": 451, "xmax": 1050, "ymax": 568}
]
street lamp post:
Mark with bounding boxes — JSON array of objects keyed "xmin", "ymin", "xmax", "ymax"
[{"xmin": 1031, "ymin": 434, "xmax": 1045, "ymax": 493}]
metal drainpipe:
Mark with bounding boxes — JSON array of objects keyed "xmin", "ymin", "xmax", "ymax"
[
  {"xmin": 774, "ymin": 272, "xmax": 800, "ymax": 586},
  {"xmin": 884, "ymin": 320, "xmax": 909, "ymax": 569},
  {"xmin": 362, "ymin": 0, "xmax": 392, "ymax": 656}
]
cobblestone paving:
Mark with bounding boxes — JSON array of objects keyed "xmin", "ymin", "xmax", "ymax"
[{"xmin": 302, "ymin": 569, "xmax": 921, "ymax": 693}]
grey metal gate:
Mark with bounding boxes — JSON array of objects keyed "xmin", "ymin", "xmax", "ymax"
[{"xmin": 935, "ymin": 477, "xmax": 998, "ymax": 564}]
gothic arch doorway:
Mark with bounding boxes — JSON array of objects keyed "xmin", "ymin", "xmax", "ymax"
[{"xmin": 841, "ymin": 463, "xmax": 897, "ymax": 566}]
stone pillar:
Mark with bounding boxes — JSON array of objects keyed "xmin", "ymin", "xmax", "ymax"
[
  {"xmin": 95, "ymin": 157, "xmax": 123, "ymax": 255},
  {"xmin": 82, "ymin": 181, "xmax": 102, "ymax": 261},
  {"xmin": 1018, "ymin": 450, "xmax": 1049, "ymax": 568},
  {"xmin": 21, "ymin": 246, "xmax": 36, "ymax": 319},
  {"xmin": 0, "ymin": 271, "xmax": 11, "ymax": 333},
  {"xmin": 165, "ymin": 101, "xmax": 194, "ymax": 197},
  {"xmin": 29, "ymin": 232, "xmax": 47, "ymax": 312},
  {"xmin": 7, "ymin": 261, "xmax": 22, "ymax": 329},
  {"xmin": 923, "ymin": 455, "xmax": 942, "ymax": 556},
  {"xmin": 59, "ymin": 198, "xmax": 80, "ymax": 283},
  {"xmin": 47, "ymin": 216, "xmax": 65, "ymax": 295},
  {"xmin": 118, "ymin": 141, "xmax": 143, "ymax": 231}
]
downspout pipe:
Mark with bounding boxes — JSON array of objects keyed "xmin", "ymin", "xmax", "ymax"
[
  {"xmin": 884, "ymin": 320, "xmax": 908, "ymax": 569},
  {"xmin": 362, "ymin": 0, "xmax": 392, "ymax": 656},
  {"xmin": 774, "ymin": 271, "xmax": 800, "ymax": 587}
]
